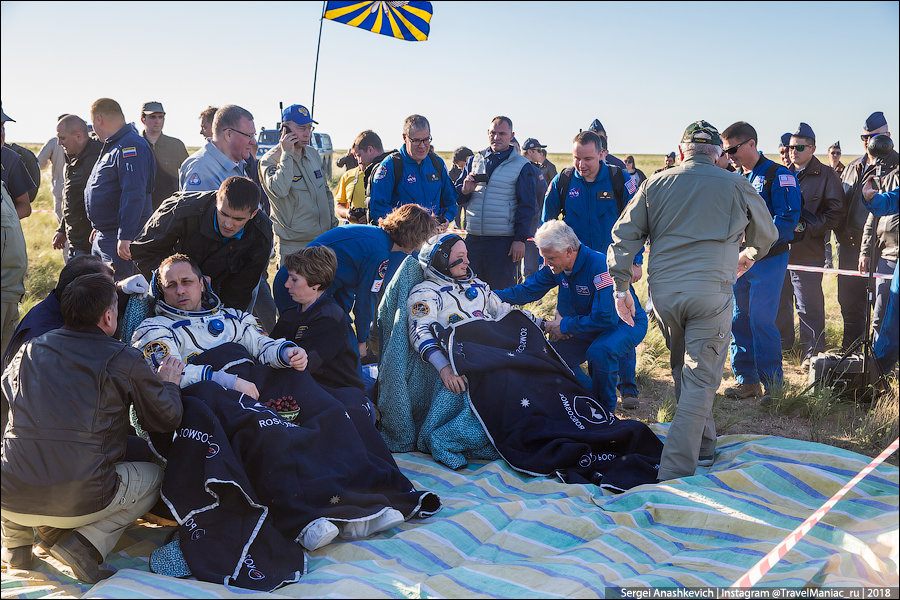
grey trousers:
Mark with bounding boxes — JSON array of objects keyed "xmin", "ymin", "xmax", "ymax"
[
  {"xmin": 1, "ymin": 461, "xmax": 163, "ymax": 559},
  {"xmin": 651, "ymin": 288, "xmax": 733, "ymax": 481}
]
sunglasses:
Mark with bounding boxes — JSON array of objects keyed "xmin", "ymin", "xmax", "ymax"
[
  {"xmin": 861, "ymin": 134, "xmax": 879, "ymax": 142},
  {"xmin": 723, "ymin": 139, "xmax": 751, "ymax": 155},
  {"xmin": 830, "ymin": 151, "xmax": 841, "ymax": 155},
  {"xmin": 788, "ymin": 145, "xmax": 809, "ymax": 152}
]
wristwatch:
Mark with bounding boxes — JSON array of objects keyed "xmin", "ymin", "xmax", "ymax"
[{"xmin": 614, "ymin": 291, "xmax": 628, "ymax": 299}]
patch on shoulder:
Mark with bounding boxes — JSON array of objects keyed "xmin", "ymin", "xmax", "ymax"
[
  {"xmin": 266, "ymin": 165, "xmax": 277, "ymax": 176},
  {"xmin": 411, "ymin": 302, "xmax": 430, "ymax": 317},
  {"xmin": 188, "ymin": 173, "xmax": 201, "ymax": 186},
  {"xmin": 185, "ymin": 352, "xmax": 199, "ymax": 363},
  {"xmin": 143, "ymin": 341, "xmax": 170, "ymax": 365}
]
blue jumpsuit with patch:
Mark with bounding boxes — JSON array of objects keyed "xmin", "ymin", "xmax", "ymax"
[
  {"xmin": 368, "ymin": 146, "xmax": 457, "ymax": 224},
  {"xmin": 495, "ymin": 245, "xmax": 647, "ymax": 412},
  {"xmin": 543, "ymin": 164, "xmax": 642, "ymax": 399},
  {"xmin": 731, "ymin": 154, "xmax": 801, "ymax": 389}
]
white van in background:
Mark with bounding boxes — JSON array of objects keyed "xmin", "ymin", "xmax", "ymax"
[{"xmin": 256, "ymin": 127, "xmax": 334, "ymax": 179}]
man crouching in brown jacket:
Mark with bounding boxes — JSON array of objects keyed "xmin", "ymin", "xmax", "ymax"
[{"xmin": 1, "ymin": 273, "xmax": 183, "ymax": 583}]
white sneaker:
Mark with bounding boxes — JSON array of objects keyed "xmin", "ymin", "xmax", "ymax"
[
  {"xmin": 299, "ymin": 518, "xmax": 339, "ymax": 551},
  {"xmin": 340, "ymin": 509, "xmax": 405, "ymax": 540}
]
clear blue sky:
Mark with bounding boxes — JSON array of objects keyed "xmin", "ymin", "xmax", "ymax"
[{"xmin": 2, "ymin": 1, "xmax": 898, "ymax": 156}]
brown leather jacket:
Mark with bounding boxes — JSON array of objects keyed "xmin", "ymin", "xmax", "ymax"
[
  {"xmin": 1, "ymin": 328, "xmax": 182, "ymax": 517},
  {"xmin": 789, "ymin": 157, "xmax": 844, "ymax": 265}
]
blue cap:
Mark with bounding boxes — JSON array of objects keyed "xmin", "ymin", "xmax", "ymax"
[
  {"xmin": 282, "ymin": 104, "xmax": 317, "ymax": 126},
  {"xmin": 779, "ymin": 132, "xmax": 792, "ymax": 147},
  {"xmin": 587, "ymin": 119, "xmax": 605, "ymax": 133},
  {"xmin": 522, "ymin": 138, "xmax": 546, "ymax": 150},
  {"xmin": 864, "ymin": 111, "xmax": 887, "ymax": 133},
  {"xmin": 666, "ymin": 152, "xmax": 676, "ymax": 160},
  {"xmin": 793, "ymin": 122, "xmax": 815, "ymax": 141}
]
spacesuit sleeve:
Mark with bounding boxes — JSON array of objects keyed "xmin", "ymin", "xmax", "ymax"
[
  {"xmin": 131, "ymin": 319, "xmax": 209, "ymax": 387},
  {"xmin": 407, "ymin": 283, "xmax": 445, "ymax": 364},
  {"xmin": 235, "ymin": 311, "xmax": 297, "ymax": 368}
]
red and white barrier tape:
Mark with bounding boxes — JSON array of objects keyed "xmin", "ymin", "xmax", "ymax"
[
  {"xmin": 32, "ymin": 209, "xmax": 56, "ymax": 214},
  {"xmin": 730, "ymin": 437, "xmax": 900, "ymax": 588},
  {"xmin": 788, "ymin": 264, "xmax": 893, "ymax": 280}
]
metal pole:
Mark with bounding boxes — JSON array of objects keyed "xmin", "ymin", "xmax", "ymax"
[{"xmin": 310, "ymin": 1, "xmax": 327, "ymax": 119}]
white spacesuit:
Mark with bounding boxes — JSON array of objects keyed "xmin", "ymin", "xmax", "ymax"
[
  {"xmin": 407, "ymin": 233, "xmax": 542, "ymax": 374},
  {"xmin": 132, "ymin": 286, "xmax": 298, "ymax": 389}
]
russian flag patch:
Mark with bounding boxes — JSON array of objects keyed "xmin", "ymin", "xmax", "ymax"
[{"xmin": 122, "ymin": 147, "xmax": 137, "ymax": 158}]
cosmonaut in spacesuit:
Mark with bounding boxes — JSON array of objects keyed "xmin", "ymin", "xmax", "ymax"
[
  {"xmin": 132, "ymin": 253, "xmax": 308, "ymax": 399},
  {"xmin": 407, "ymin": 233, "xmax": 544, "ymax": 393}
]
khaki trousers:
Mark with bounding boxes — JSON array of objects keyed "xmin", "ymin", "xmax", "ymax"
[
  {"xmin": 1, "ymin": 461, "xmax": 163, "ymax": 559},
  {"xmin": 651, "ymin": 288, "xmax": 733, "ymax": 481}
]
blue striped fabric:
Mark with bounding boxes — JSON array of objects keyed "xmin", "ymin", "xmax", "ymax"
[{"xmin": 5, "ymin": 430, "xmax": 897, "ymax": 598}]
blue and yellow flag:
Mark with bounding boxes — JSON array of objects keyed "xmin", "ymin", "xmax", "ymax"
[{"xmin": 324, "ymin": 1, "xmax": 432, "ymax": 42}]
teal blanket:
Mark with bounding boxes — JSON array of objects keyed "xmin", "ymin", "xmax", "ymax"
[{"xmin": 375, "ymin": 255, "xmax": 499, "ymax": 468}]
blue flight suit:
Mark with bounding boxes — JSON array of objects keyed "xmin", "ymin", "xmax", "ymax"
[
  {"xmin": 495, "ymin": 245, "xmax": 647, "ymax": 412},
  {"xmin": 273, "ymin": 225, "xmax": 405, "ymax": 348},
  {"xmin": 85, "ymin": 123, "xmax": 155, "ymax": 279},
  {"xmin": 542, "ymin": 164, "xmax": 642, "ymax": 398},
  {"xmin": 368, "ymin": 146, "xmax": 457, "ymax": 224},
  {"xmin": 731, "ymin": 154, "xmax": 801, "ymax": 389},
  {"xmin": 863, "ymin": 187, "xmax": 899, "ymax": 372}
]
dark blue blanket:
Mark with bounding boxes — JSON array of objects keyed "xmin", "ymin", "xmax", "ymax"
[
  {"xmin": 152, "ymin": 344, "xmax": 441, "ymax": 591},
  {"xmin": 447, "ymin": 311, "xmax": 663, "ymax": 491}
]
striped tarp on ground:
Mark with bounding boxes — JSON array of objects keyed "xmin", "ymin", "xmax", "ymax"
[{"xmin": 2, "ymin": 430, "xmax": 897, "ymax": 599}]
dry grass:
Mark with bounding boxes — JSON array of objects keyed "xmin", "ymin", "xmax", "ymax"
[{"xmin": 15, "ymin": 144, "xmax": 896, "ymax": 465}]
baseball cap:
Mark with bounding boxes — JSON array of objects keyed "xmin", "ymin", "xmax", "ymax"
[
  {"xmin": 680, "ymin": 120, "xmax": 722, "ymax": 146},
  {"xmin": 141, "ymin": 101, "xmax": 165, "ymax": 115},
  {"xmin": 779, "ymin": 132, "xmax": 792, "ymax": 147},
  {"xmin": 792, "ymin": 122, "xmax": 815, "ymax": 141},
  {"xmin": 666, "ymin": 151, "xmax": 676, "ymax": 160},
  {"xmin": 522, "ymin": 138, "xmax": 546, "ymax": 151},
  {"xmin": 282, "ymin": 104, "xmax": 317, "ymax": 126},
  {"xmin": 587, "ymin": 119, "xmax": 605, "ymax": 133},
  {"xmin": 1, "ymin": 104, "xmax": 14, "ymax": 123},
  {"xmin": 864, "ymin": 111, "xmax": 887, "ymax": 133}
]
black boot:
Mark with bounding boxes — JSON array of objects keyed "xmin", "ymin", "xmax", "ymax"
[
  {"xmin": 1, "ymin": 545, "xmax": 33, "ymax": 569},
  {"xmin": 48, "ymin": 532, "xmax": 104, "ymax": 583},
  {"xmin": 35, "ymin": 526, "xmax": 69, "ymax": 550}
]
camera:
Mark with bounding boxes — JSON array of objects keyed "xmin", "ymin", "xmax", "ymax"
[
  {"xmin": 472, "ymin": 173, "xmax": 490, "ymax": 183},
  {"xmin": 348, "ymin": 206, "xmax": 368, "ymax": 222}
]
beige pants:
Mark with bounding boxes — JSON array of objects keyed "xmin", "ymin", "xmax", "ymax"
[
  {"xmin": 1, "ymin": 461, "xmax": 163, "ymax": 559},
  {"xmin": 651, "ymin": 289, "xmax": 733, "ymax": 481}
]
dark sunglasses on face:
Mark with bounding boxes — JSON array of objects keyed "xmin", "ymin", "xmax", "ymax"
[
  {"xmin": 830, "ymin": 151, "xmax": 841, "ymax": 155},
  {"xmin": 788, "ymin": 145, "xmax": 808, "ymax": 152},
  {"xmin": 723, "ymin": 139, "xmax": 751, "ymax": 155}
]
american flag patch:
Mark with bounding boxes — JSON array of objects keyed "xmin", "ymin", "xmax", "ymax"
[
  {"xmin": 778, "ymin": 174, "xmax": 797, "ymax": 187},
  {"xmin": 122, "ymin": 147, "xmax": 137, "ymax": 158},
  {"xmin": 594, "ymin": 272, "xmax": 614, "ymax": 289},
  {"xmin": 625, "ymin": 175, "xmax": 637, "ymax": 194}
]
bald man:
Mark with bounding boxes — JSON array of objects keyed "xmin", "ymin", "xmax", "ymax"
[{"xmin": 54, "ymin": 115, "xmax": 103, "ymax": 258}]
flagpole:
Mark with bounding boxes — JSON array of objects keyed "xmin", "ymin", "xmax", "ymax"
[{"xmin": 310, "ymin": 1, "xmax": 327, "ymax": 119}]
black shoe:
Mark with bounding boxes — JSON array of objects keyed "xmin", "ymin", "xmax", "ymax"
[
  {"xmin": 35, "ymin": 526, "xmax": 69, "ymax": 550},
  {"xmin": 1, "ymin": 545, "xmax": 33, "ymax": 569},
  {"xmin": 48, "ymin": 532, "xmax": 103, "ymax": 584}
]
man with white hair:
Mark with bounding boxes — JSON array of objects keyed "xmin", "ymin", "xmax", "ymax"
[
  {"xmin": 607, "ymin": 120, "xmax": 777, "ymax": 481},
  {"xmin": 495, "ymin": 220, "xmax": 647, "ymax": 414}
]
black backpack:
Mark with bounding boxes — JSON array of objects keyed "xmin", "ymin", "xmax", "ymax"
[
  {"xmin": 364, "ymin": 150, "xmax": 447, "ymax": 223},
  {"xmin": 555, "ymin": 164, "xmax": 626, "ymax": 218}
]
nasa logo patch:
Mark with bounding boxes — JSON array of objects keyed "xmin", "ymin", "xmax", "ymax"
[
  {"xmin": 406, "ymin": 174, "xmax": 417, "ymax": 184},
  {"xmin": 568, "ymin": 187, "xmax": 580, "ymax": 199}
]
